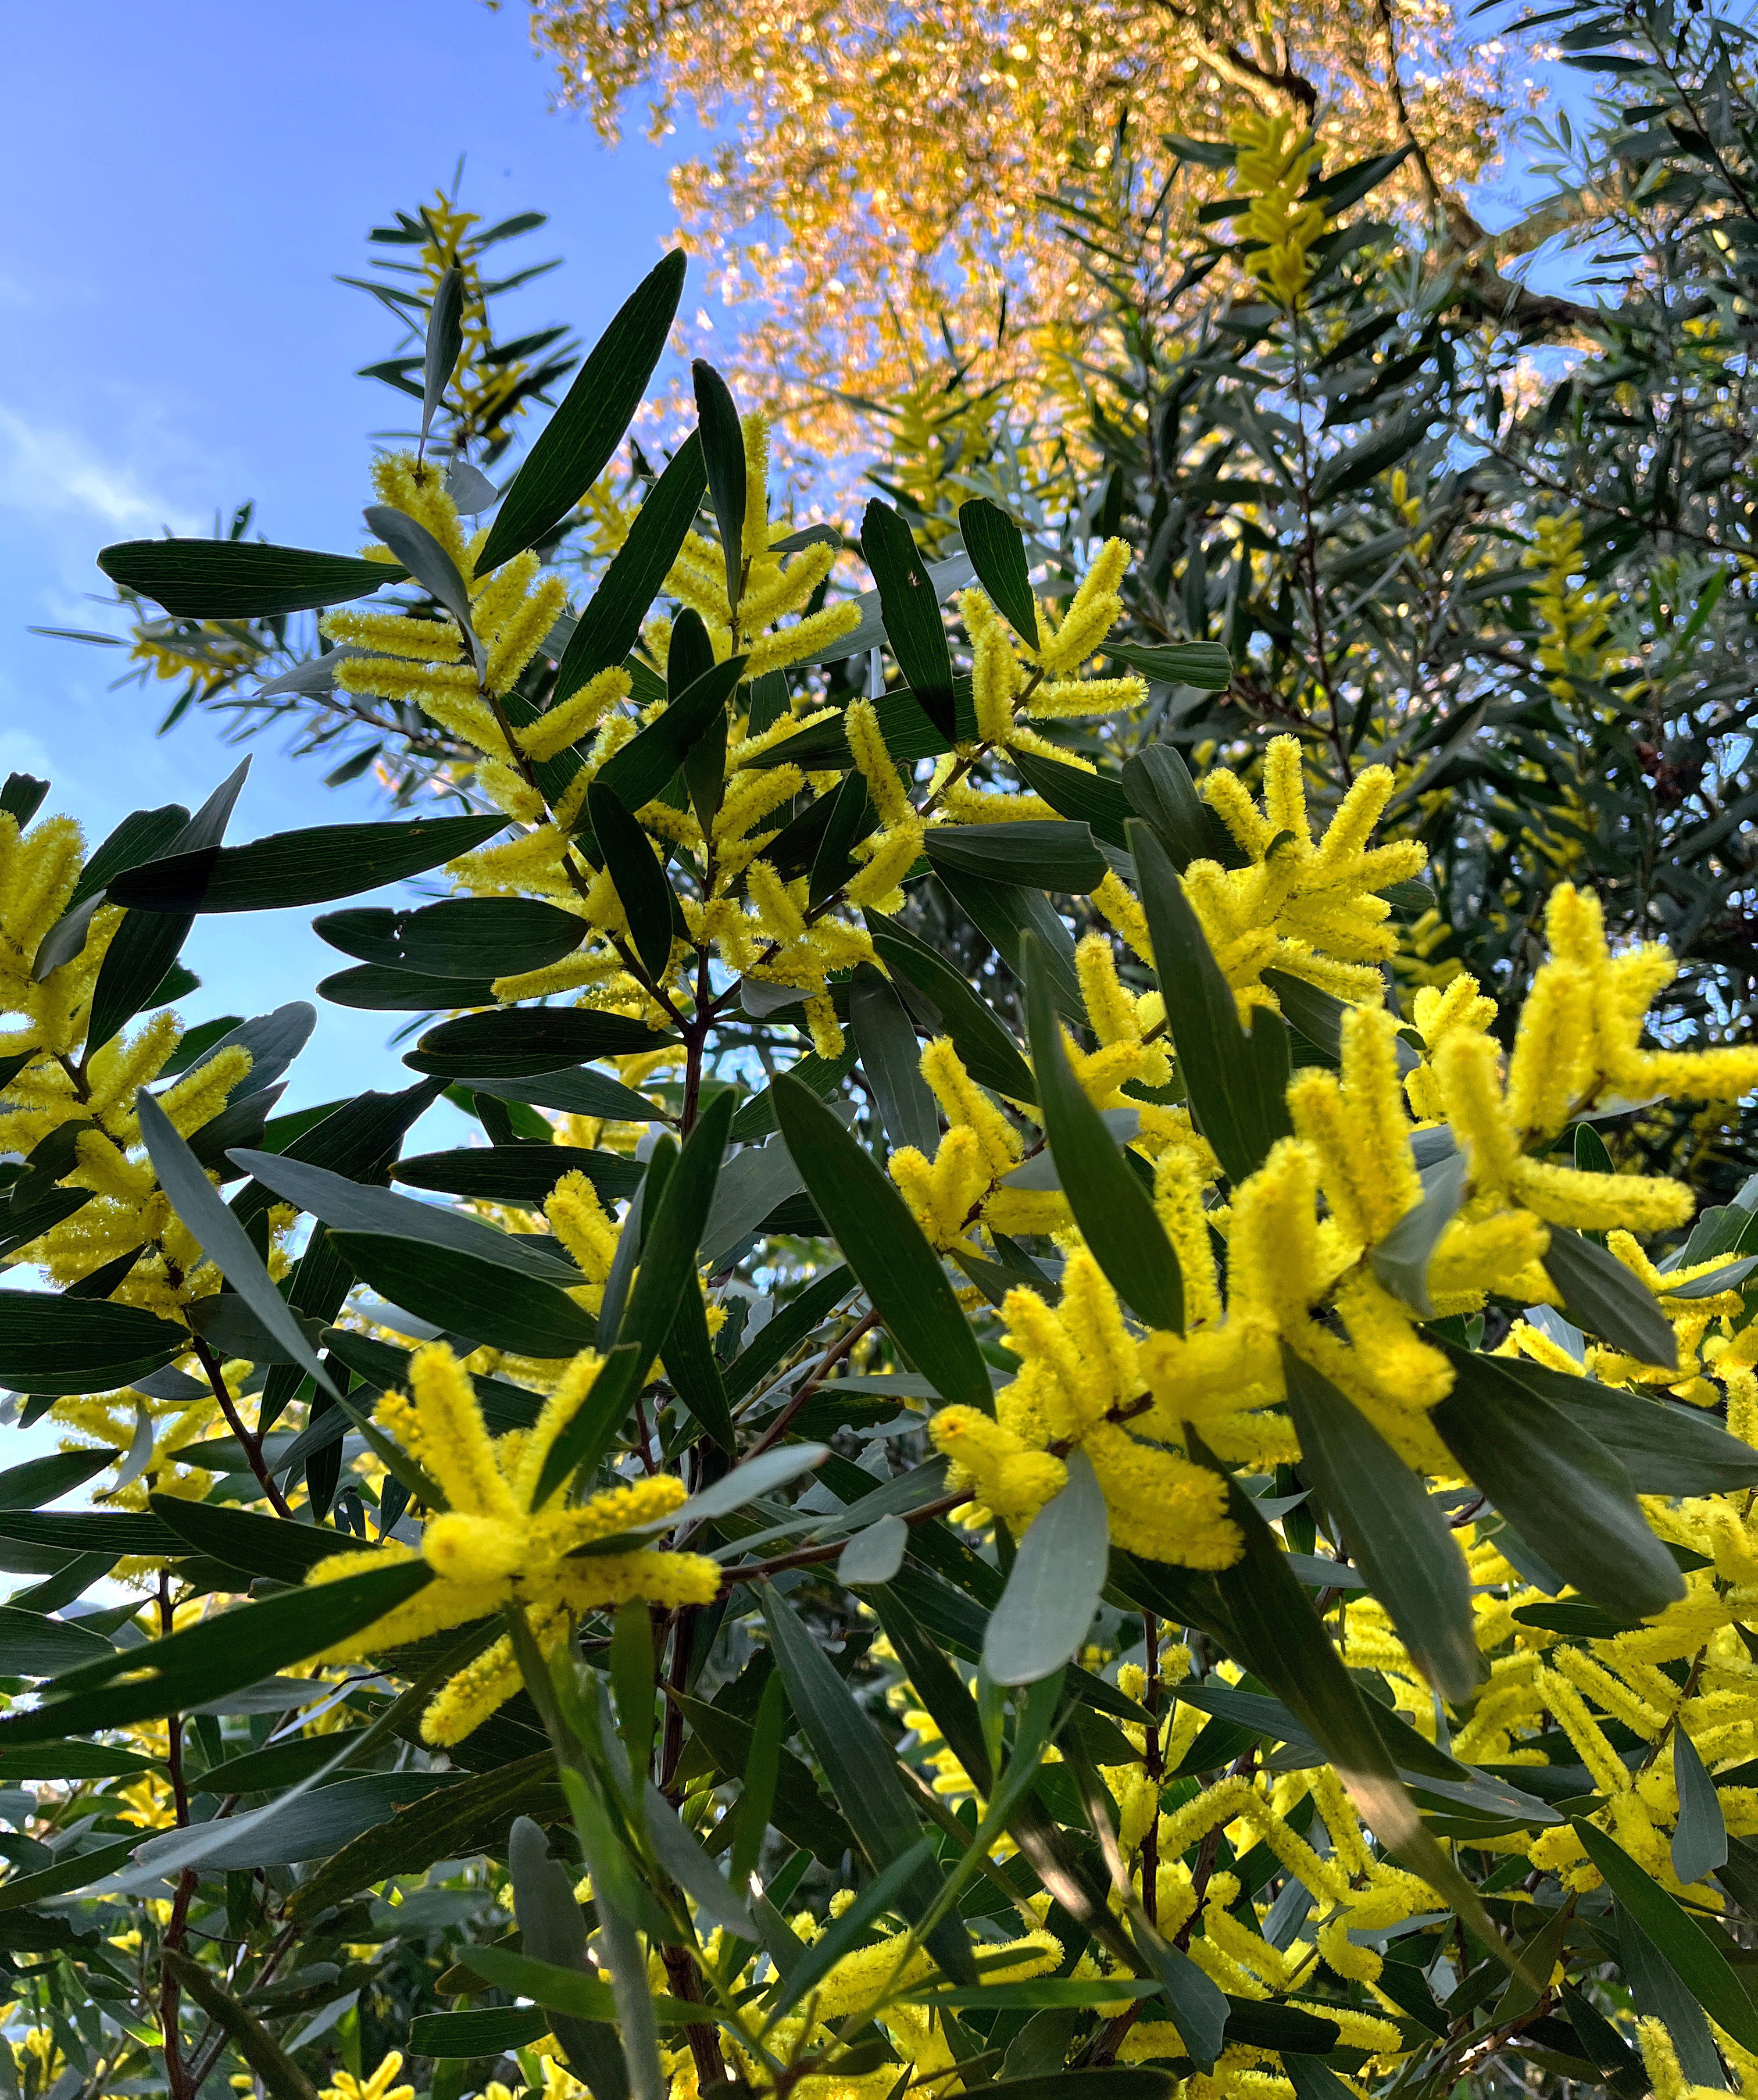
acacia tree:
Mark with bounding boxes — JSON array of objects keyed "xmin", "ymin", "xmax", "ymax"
[{"xmin": 3, "ymin": 169, "xmax": 1758, "ymax": 2100}]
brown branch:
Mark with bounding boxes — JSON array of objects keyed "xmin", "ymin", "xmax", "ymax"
[{"xmin": 190, "ymin": 1335, "xmax": 294, "ymax": 1520}]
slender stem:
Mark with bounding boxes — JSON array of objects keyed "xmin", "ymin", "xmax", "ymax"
[
  {"xmin": 717, "ymin": 1487, "xmax": 967, "ymax": 1587},
  {"xmin": 190, "ymin": 1335, "xmax": 293, "ymax": 1520},
  {"xmin": 744, "ymin": 1308, "xmax": 881, "ymax": 1461}
]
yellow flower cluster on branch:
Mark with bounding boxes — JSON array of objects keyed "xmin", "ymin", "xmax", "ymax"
[{"xmin": 1229, "ymin": 113, "xmax": 1331, "ymax": 307}]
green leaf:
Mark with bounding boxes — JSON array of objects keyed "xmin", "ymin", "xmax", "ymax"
[
  {"xmin": 108, "ymin": 814, "xmax": 506, "ymax": 913},
  {"xmin": 925, "ymin": 821, "xmax": 1106, "ymax": 892},
  {"xmin": 762, "ymin": 1584, "xmax": 976, "ymax": 1983},
  {"xmin": 95, "ymin": 540, "xmax": 401, "ymax": 619},
  {"xmin": 1128, "ymin": 817, "xmax": 1292, "ymax": 1183},
  {"xmin": 642, "ymin": 1780, "xmax": 753, "ymax": 1935},
  {"xmin": 1674, "ymin": 1726, "xmax": 1729, "ymax": 1884},
  {"xmin": 692, "ymin": 360, "xmax": 746, "ymax": 612},
  {"xmin": 774, "ymin": 1075, "xmax": 995, "ymax": 1415},
  {"xmin": 957, "ymin": 497, "xmax": 1037, "ymax": 642},
  {"xmin": 315, "ymin": 897, "xmax": 586, "ymax": 978},
  {"xmin": 552, "ymin": 436, "xmax": 707, "ymax": 703},
  {"xmin": 1431, "ymin": 1344, "xmax": 1685, "ymax": 1620},
  {"xmin": 477, "ymin": 249, "xmax": 686, "ymax": 572},
  {"xmin": 161, "ymin": 1950, "xmax": 322, "ymax": 2100},
  {"xmin": 0, "ymin": 1447, "xmax": 122, "ymax": 1509},
  {"xmin": 0, "ymin": 1509, "xmax": 174, "ymax": 1554},
  {"xmin": 233, "ymin": 1145, "xmax": 580, "ymax": 1284},
  {"xmin": 1123, "ymin": 746, "xmax": 1230, "ymax": 872},
  {"xmin": 663, "ymin": 1267, "xmax": 737, "ymax": 1450},
  {"xmin": 329, "ymin": 1230, "xmax": 599, "ymax": 1358},
  {"xmin": 407, "ymin": 1006, "xmax": 677, "ymax": 1078},
  {"xmin": 1103, "ymin": 640, "xmax": 1232, "ymax": 690},
  {"xmin": 951, "ymin": 2072, "xmax": 1176, "ymax": 2099},
  {"xmin": 591, "ymin": 653, "xmax": 749, "ymax": 813},
  {"xmin": 1371, "ymin": 1151, "xmax": 1467, "ymax": 1317},
  {"xmin": 88, "ymin": 758, "xmax": 249, "ymax": 1052},
  {"xmin": 867, "ymin": 914, "xmax": 1037, "ymax": 1103},
  {"xmin": 319, "ymin": 965, "xmax": 494, "ymax": 1011},
  {"xmin": 421, "ymin": 264, "xmax": 464, "ymax": 445},
  {"xmin": 1281, "ymin": 1347, "xmax": 1482, "ymax": 1701},
  {"xmin": 463, "ymin": 1943, "xmax": 718, "ymax": 2035},
  {"xmin": 1310, "ymin": 412, "xmax": 1428, "ymax": 503},
  {"xmin": 0, "ymin": 1559, "xmax": 431, "ymax": 1743},
  {"xmin": 148, "ymin": 1497, "xmax": 363, "ymax": 1584},
  {"xmin": 137, "ymin": 1090, "xmax": 338, "ymax": 1401},
  {"xmin": 807, "ymin": 769, "xmax": 877, "ymax": 906},
  {"xmin": 983, "ymin": 1447, "xmax": 1109, "ymax": 1685},
  {"xmin": 588, "ymin": 780, "xmax": 674, "ymax": 980},
  {"xmin": 1009, "ymin": 748, "xmax": 1131, "ymax": 849},
  {"xmin": 1501, "ymin": 1356, "xmax": 1758, "ymax": 1497},
  {"xmin": 862, "ymin": 497, "xmax": 957, "ymax": 738},
  {"xmin": 677, "ymin": 1685, "xmax": 855, "ymax": 1867},
  {"xmin": 394, "ymin": 1142, "xmax": 642, "ymax": 1209},
  {"xmin": 937, "ymin": 867, "xmax": 1084, "ymax": 1026},
  {"xmin": 1542, "ymin": 1227, "xmax": 1678, "ymax": 1367},
  {"xmin": 1022, "ymin": 931, "xmax": 1182, "ymax": 1329},
  {"xmin": 721, "ymin": 1265, "xmax": 853, "ymax": 1404},
  {"xmin": 410, "ymin": 2008, "xmax": 549, "ymax": 2059},
  {"xmin": 506, "ymin": 1811, "xmax": 630, "ymax": 2099},
  {"xmin": 470, "ymin": 1067, "xmax": 664, "ymax": 1124},
  {"xmin": 0, "ymin": 1608, "xmax": 113, "ymax": 1678},
  {"xmin": 1284, "ymin": 2054, "xmax": 1364, "ymax": 2100},
  {"xmin": 1574, "ymin": 1817, "xmax": 1758, "ymax": 2052},
  {"xmin": 851, "ymin": 963, "xmax": 939, "ymax": 1154},
  {"xmin": 1137, "ymin": 1941, "xmax": 1229, "ymax": 2072},
  {"xmin": 0, "ymin": 1291, "xmax": 187, "ymax": 1396}
]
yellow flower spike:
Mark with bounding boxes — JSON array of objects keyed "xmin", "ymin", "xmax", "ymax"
[
  {"xmin": 963, "ymin": 587, "xmax": 1023, "ymax": 745},
  {"xmin": 919, "ymin": 1038, "xmax": 1016, "ymax": 1170},
  {"xmin": 928, "ymin": 1406, "xmax": 1067, "ymax": 1532},
  {"xmin": 1032, "ymin": 538, "xmax": 1131, "ymax": 677},
  {"xmin": 544, "ymin": 1172, "xmax": 621, "ymax": 1291},
  {"xmin": 321, "ymin": 606, "xmax": 467, "ymax": 663},
  {"xmin": 745, "ymin": 858, "xmax": 808, "ymax": 944},
  {"xmin": 1152, "ymin": 1148, "xmax": 1222, "ymax": 1328},
  {"xmin": 740, "ymin": 408, "xmax": 771, "ymax": 563},
  {"xmin": 517, "ymin": 666, "xmax": 631, "ymax": 763},
  {"xmin": 844, "ymin": 697, "xmax": 914, "ymax": 824},
  {"xmin": 1287, "ymin": 1006, "xmax": 1421, "ymax": 1248},
  {"xmin": 1075, "ymin": 933, "xmax": 1139, "ymax": 1049},
  {"xmin": 1081, "ymin": 1420, "xmax": 1241, "ymax": 1567}
]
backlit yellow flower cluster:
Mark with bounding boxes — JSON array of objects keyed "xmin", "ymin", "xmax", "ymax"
[
  {"xmin": 1523, "ymin": 511, "xmax": 1620, "ymax": 701},
  {"xmin": 305, "ymin": 1341, "xmax": 719, "ymax": 1744},
  {"xmin": 1229, "ymin": 112, "xmax": 1331, "ymax": 308}
]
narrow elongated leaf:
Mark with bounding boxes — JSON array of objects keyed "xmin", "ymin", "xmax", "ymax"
[
  {"xmin": 363, "ymin": 506, "xmax": 480, "ymax": 664},
  {"xmin": 315, "ymin": 896, "xmax": 587, "ymax": 977},
  {"xmin": 97, "ymin": 540, "xmax": 402, "ymax": 619},
  {"xmin": 1543, "ymin": 1227, "xmax": 1678, "ymax": 1367},
  {"xmin": 1282, "ymin": 1348, "xmax": 1481, "ymax": 1699},
  {"xmin": 958, "ymin": 498, "xmax": 1037, "ymax": 644},
  {"xmin": 591, "ymin": 653, "xmax": 748, "ymax": 819},
  {"xmin": 926, "ymin": 821, "xmax": 1106, "ymax": 892},
  {"xmin": 588, "ymin": 780, "xmax": 674, "ymax": 979},
  {"xmin": 231, "ymin": 1147, "xmax": 580, "ymax": 1283},
  {"xmin": 477, "ymin": 250, "xmax": 686, "ymax": 572},
  {"xmin": 109, "ymin": 815, "xmax": 506, "ymax": 914},
  {"xmin": 1138, "ymin": 1940, "xmax": 1229, "ymax": 2072},
  {"xmin": 149, "ymin": 1497, "xmax": 365, "ymax": 1583},
  {"xmin": 851, "ymin": 963, "xmax": 938, "ymax": 1154},
  {"xmin": 407, "ymin": 1006, "xmax": 677, "ymax": 1077},
  {"xmin": 774, "ymin": 1076, "xmax": 994, "ymax": 1416},
  {"xmin": 410, "ymin": 2008, "xmax": 549, "ymax": 2059},
  {"xmin": 0, "ymin": 1609, "xmax": 113, "ymax": 1677},
  {"xmin": 1009, "ymin": 748, "xmax": 1131, "ymax": 849},
  {"xmin": 1499, "ymin": 1355, "xmax": 1758, "ymax": 1496},
  {"xmin": 421, "ymin": 265, "xmax": 464, "ymax": 444},
  {"xmin": 88, "ymin": 758, "xmax": 249, "ymax": 1051},
  {"xmin": 984, "ymin": 1448, "xmax": 1109, "ymax": 1684},
  {"xmin": 693, "ymin": 360, "xmax": 746, "ymax": 612},
  {"xmin": 807, "ymin": 767, "xmax": 877, "ymax": 905},
  {"xmin": 1673, "ymin": 1727, "xmax": 1728, "ymax": 1884},
  {"xmin": 1371, "ymin": 1151, "xmax": 1468, "ymax": 1316},
  {"xmin": 394, "ymin": 1142, "xmax": 641, "ymax": 1208},
  {"xmin": 862, "ymin": 498, "xmax": 956, "ymax": 737},
  {"xmin": 939, "ymin": 868, "xmax": 1084, "ymax": 1025},
  {"xmin": 137, "ymin": 1090, "xmax": 338, "ymax": 1400},
  {"xmin": 762, "ymin": 1585, "xmax": 975, "ymax": 1983},
  {"xmin": 0, "ymin": 1447, "xmax": 119, "ymax": 1509},
  {"xmin": 867, "ymin": 913, "xmax": 1036, "ymax": 1102},
  {"xmin": 1432, "ymin": 1344, "xmax": 1684, "ymax": 1619},
  {"xmin": 1575, "ymin": 1819, "xmax": 1758, "ymax": 2051},
  {"xmin": 0, "ymin": 1291, "xmax": 187, "ymax": 1396},
  {"xmin": 509, "ymin": 1813, "xmax": 630, "ymax": 2099},
  {"xmin": 553, "ymin": 435, "xmax": 707, "ymax": 702},
  {"xmin": 1129, "ymin": 818, "xmax": 1292, "ymax": 1182},
  {"xmin": 320, "ymin": 965, "xmax": 494, "ymax": 1012},
  {"xmin": 470, "ymin": 1067, "xmax": 663, "ymax": 1123},
  {"xmin": 1123, "ymin": 746, "xmax": 1231, "ymax": 872},
  {"xmin": 0, "ymin": 1560, "xmax": 431, "ymax": 1742},
  {"xmin": 721, "ymin": 1264, "xmax": 853, "ymax": 1405},
  {"xmin": 698, "ymin": 1137, "xmax": 805, "ymax": 1270},
  {"xmin": 330, "ymin": 1231, "xmax": 598, "ymax": 1358},
  {"xmin": 1022, "ymin": 933, "xmax": 1181, "ymax": 1330},
  {"xmin": 1105, "ymin": 640, "xmax": 1232, "ymax": 690},
  {"xmin": 641, "ymin": 1781, "xmax": 753, "ymax": 1935}
]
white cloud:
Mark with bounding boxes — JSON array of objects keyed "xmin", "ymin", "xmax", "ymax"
[{"xmin": 0, "ymin": 403, "xmax": 196, "ymax": 534}]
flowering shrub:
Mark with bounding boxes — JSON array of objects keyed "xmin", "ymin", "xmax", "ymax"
[{"xmin": 5, "ymin": 222, "xmax": 1758, "ymax": 2100}]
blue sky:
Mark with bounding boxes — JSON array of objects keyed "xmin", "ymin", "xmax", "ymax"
[{"xmin": 1, "ymin": 0, "xmax": 691, "ymax": 1132}]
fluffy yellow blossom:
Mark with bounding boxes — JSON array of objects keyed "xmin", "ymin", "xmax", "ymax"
[{"xmin": 305, "ymin": 1343, "xmax": 719, "ymax": 1743}]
